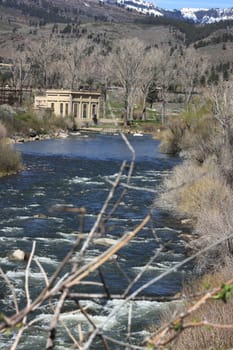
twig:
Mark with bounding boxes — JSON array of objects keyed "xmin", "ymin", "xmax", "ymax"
[
  {"xmin": 98, "ymin": 268, "xmax": 111, "ymax": 299},
  {"xmin": 103, "ymin": 334, "xmax": 146, "ymax": 350},
  {"xmin": 113, "ymin": 258, "xmax": 131, "ymax": 284},
  {"xmin": 46, "ymin": 288, "xmax": 69, "ymax": 349},
  {"xmin": 67, "ymin": 293, "xmax": 186, "ymax": 302},
  {"xmin": 146, "ymin": 277, "xmax": 233, "ymax": 347},
  {"xmin": 10, "ymin": 241, "xmax": 36, "ymax": 350},
  {"xmin": 65, "ymin": 213, "xmax": 151, "ymax": 288},
  {"xmin": 76, "ymin": 160, "xmax": 127, "ymax": 262},
  {"xmin": 0, "ymin": 267, "xmax": 19, "ymax": 313},
  {"xmin": 106, "ymin": 179, "xmax": 158, "ymax": 194},
  {"xmin": 123, "ymin": 247, "xmax": 163, "ymax": 297},
  {"xmin": 76, "ymin": 300, "xmax": 110, "ymax": 350},
  {"xmin": 82, "ymin": 231, "xmax": 233, "ymax": 350},
  {"xmin": 25, "ymin": 241, "xmax": 36, "ymax": 307},
  {"xmin": 126, "ymin": 302, "xmax": 133, "ymax": 349},
  {"xmin": 183, "ymin": 320, "xmax": 233, "ymax": 330}
]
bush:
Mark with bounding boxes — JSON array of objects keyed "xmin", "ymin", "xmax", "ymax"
[
  {"xmin": 158, "ymin": 159, "xmax": 215, "ymax": 213},
  {"xmin": 159, "ymin": 117, "xmax": 185, "ymax": 154},
  {"xmin": 159, "ymin": 99, "xmax": 216, "ymax": 162},
  {"xmin": 0, "ymin": 122, "xmax": 7, "ymax": 139},
  {"xmin": 166, "ymin": 262, "xmax": 233, "ymax": 350},
  {"xmin": 158, "ymin": 157, "xmax": 233, "ymax": 269},
  {"xmin": 0, "ymin": 140, "xmax": 23, "ymax": 176}
]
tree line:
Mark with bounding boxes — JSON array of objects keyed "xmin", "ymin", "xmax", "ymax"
[{"xmin": 2, "ymin": 34, "xmax": 232, "ymax": 125}]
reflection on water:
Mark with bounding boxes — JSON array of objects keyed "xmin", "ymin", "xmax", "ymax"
[{"xmin": 0, "ymin": 133, "xmax": 188, "ymax": 349}]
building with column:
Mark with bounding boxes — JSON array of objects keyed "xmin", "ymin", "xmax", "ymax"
[{"xmin": 34, "ymin": 89, "xmax": 101, "ymax": 123}]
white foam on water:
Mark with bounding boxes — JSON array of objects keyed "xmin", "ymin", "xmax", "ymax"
[
  {"xmin": 45, "ymin": 216, "xmax": 64, "ymax": 223},
  {"xmin": 0, "ymin": 257, "xmax": 11, "ymax": 264},
  {"xmin": 85, "ymin": 180, "xmax": 105, "ymax": 185},
  {"xmin": 68, "ymin": 176, "xmax": 91, "ymax": 184},
  {"xmin": 16, "ymin": 216, "xmax": 31, "ymax": 220},
  {"xmin": 144, "ymin": 170, "xmax": 170, "ymax": 176},
  {"xmin": 5, "ymin": 269, "xmax": 44, "ymax": 278},
  {"xmin": 109, "ymin": 217, "xmax": 142, "ymax": 223},
  {"xmin": 57, "ymin": 310, "xmax": 116, "ymax": 330},
  {"xmin": 0, "ymin": 218, "xmax": 15, "ymax": 224},
  {"xmin": 39, "ymin": 234, "xmax": 75, "ymax": 244},
  {"xmin": 0, "ymin": 236, "xmax": 13, "ymax": 242},
  {"xmin": 132, "ymin": 262, "xmax": 173, "ymax": 272},
  {"xmin": 36, "ymin": 237, "xmax": 72, "ymax": 244},
  {"xmin": 37, "ymin": 256, "xmax": 59, "ymax": 266},
  {"xmin": 5, "ymin": 206, "xmax": 29, "ymax": 211},
  {"xmin": 105, "ymin": 173, "xmax": 128, "ymax": 180},
  {"xmin": 28, "ymin": 272, "xmax": 45, "ymax": 279},
  {"xmin": 156, "ymin": 226, "xmax": 182, "ymax": 234},
  {"xmin": 34, "ymin": 191, "xmax": 46, "ymax": 197},
  {"xmin": 1, "ymin": 227, "xmax": 23, "ymax": 234},
  {"xmin": 6, "ymin": 270, "xmax": 26, "ymax": 278}
]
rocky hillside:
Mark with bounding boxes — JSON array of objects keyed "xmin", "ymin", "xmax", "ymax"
[{"xmin": 0, "ymin": 0, "xmax": 233, "ymax": 72}]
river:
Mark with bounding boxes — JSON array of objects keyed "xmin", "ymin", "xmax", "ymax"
[{"xmin": 0, "ymin": 132, "xmax": 189, "ymax": 349}]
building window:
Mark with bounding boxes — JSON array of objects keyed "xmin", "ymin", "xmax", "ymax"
[
  {"xmin": 82, "ymin": 103, "xmax": 87, "ymax": 118},
  {"xmin": 65, "ymin": 103, "xmax": 69, "ymax": 116},
  {"xmin": 73, "ymin": 103, "xmax": 78, "ymax": 117},
  {"xmin": 51, "ymin": 103, "xmax": 54, "ymax": 110},
  {"xmin": 60, "ymin": 103, "xmax": 63, "ymax": 115},
  {"xmin": 92, "ymin": 104, "xmax": 96, "ymax": 117}
]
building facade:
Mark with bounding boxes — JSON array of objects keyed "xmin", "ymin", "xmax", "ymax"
[{"xmin": 34, "ymin": 89, "xmax": 101, "ymax": 122}]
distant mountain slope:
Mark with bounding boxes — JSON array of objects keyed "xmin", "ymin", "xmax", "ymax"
[
  {"xmin": 179, "ymin": 7, "xmax": 233, "ymax": 23},
  {"xmin": 1, "ymin": 0, "xmax": 233, "ymax": 24}
]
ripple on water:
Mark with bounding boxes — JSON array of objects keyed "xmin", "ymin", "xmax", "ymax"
[
  {"xmin": 0, "ymin": 135, "xmax": 186, "ymax": 349},
  {"xmin": 1, "ymin": 227, "xmax": 24, "ymax": 234}
]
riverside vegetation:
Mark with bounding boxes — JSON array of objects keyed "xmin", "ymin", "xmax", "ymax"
[
  {"xmin": 1, "ymin": 7, "xmax": 233, "ymax": 348},
  {"xmin": 156, "ymin": 83, "xmax": 233, "ymax": 349},
  {"xmin": 0, "ymin": 121, "xmax": 23, "ymax": 176},
  {"xmin": 0, "ymin": 104, "xmax": 75, "ymax": 176}
]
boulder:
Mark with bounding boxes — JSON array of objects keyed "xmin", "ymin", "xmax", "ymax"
[
  {"xmin": 33, "ymin": 213, "xmax": 48, "ymax": 219},
  {"xmin": 9, "ymin": 249, "xmax": 31, "ymax": 261}
]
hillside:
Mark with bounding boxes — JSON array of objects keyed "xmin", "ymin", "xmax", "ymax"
[{"xmin": 0, "ymin": 0, "xmax": 233, "ymax": 78}]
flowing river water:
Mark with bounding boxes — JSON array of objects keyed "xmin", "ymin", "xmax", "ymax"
[{"xmin": 0, "ymin": 133, "xmax": 190, "ymax": 349}]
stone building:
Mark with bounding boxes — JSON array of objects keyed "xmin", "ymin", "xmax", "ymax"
[{"xmin": 34, "ymin": 89, "xmax": 101, "ymax": 123}]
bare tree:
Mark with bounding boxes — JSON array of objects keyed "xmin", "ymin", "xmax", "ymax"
[
  {"xmin": 62, "ymin": 39, "xmax": 91, "ymax": 89},
  {"xmin": 9, "ymin": 50, "xmax": 33, "ymax": 91},
  {"xmin": 178, "ymin": 48, "xmax": 208, "ymax": 106},
  {"xmin": 138, "ymin": 49, "xmax": 161, "ymax": 121},
  {"xmin": 109, "ymin": 38, "xmax": 153, "ymax": 125},
  {"xmin": 156, "ymin": 47, "xmax": 180, "ymax": 125},
  {"xmin": 27, "ymin": 39, "xmax": 59, "ymax": 89},
  {"xmin": 210, "ymin": 80, "xmax": 233, "ymax": 186}
]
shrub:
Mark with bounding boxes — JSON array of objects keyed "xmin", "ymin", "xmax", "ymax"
[
  {"xmin": 159, "ymin": 117, "xmax": 185, "ymax": 154},
  {"xmin": 0, "ymin": 140, "xmax": 23, "ymax": 176},
  {"xmin": 167, "ymin": 262, "xmax": 233, "ymax": 350},
  {"xmin": 12, "ymin": 112, "xmax": 44, "ymax": 135},
  {"xmin": 158, "ymin": 157, "xmax": 233, "ymax": 269},
  {"xmin": 0, "ymin": 122, "xmax": 7, "ymax": 139},
  {"xmin": 158, "ymin": 158, "xmax": 216, "ymax": 213},
  {"xmin": 159, "ymin": 98, "xmax": 217, "ymax": 162}
]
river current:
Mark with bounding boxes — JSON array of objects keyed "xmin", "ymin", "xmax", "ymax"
[{"xmin": 0, "ymin": 133, "xmax": 189, "ymax": 349}]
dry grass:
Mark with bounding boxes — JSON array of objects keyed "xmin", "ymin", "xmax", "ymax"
[
  {"xmin": 0, "ymin": 122, "xmax": 7, "ymax": 139},
  {"xmin": 158, "ymin": 157, "xmax": 233, "ymax": 269},
  {"xmin": 168, "ymin": 263, "xmax": 233, "ymax": 350},
  {"xmin": 158, "ymin": 158, "xmax": 216, "ymax": 213},
  {"xmin": 0, "ymin": 140, "xmax": 23, "ymax": 176}
]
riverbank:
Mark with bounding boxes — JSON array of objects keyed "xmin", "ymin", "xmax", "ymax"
[
  {"xmin": 4, "ymin": 127, "xmax": 162, "ymax": 144},
  {"xmin": 0, "ymin": 139, "xmax": 23, "ymax": 177}
]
